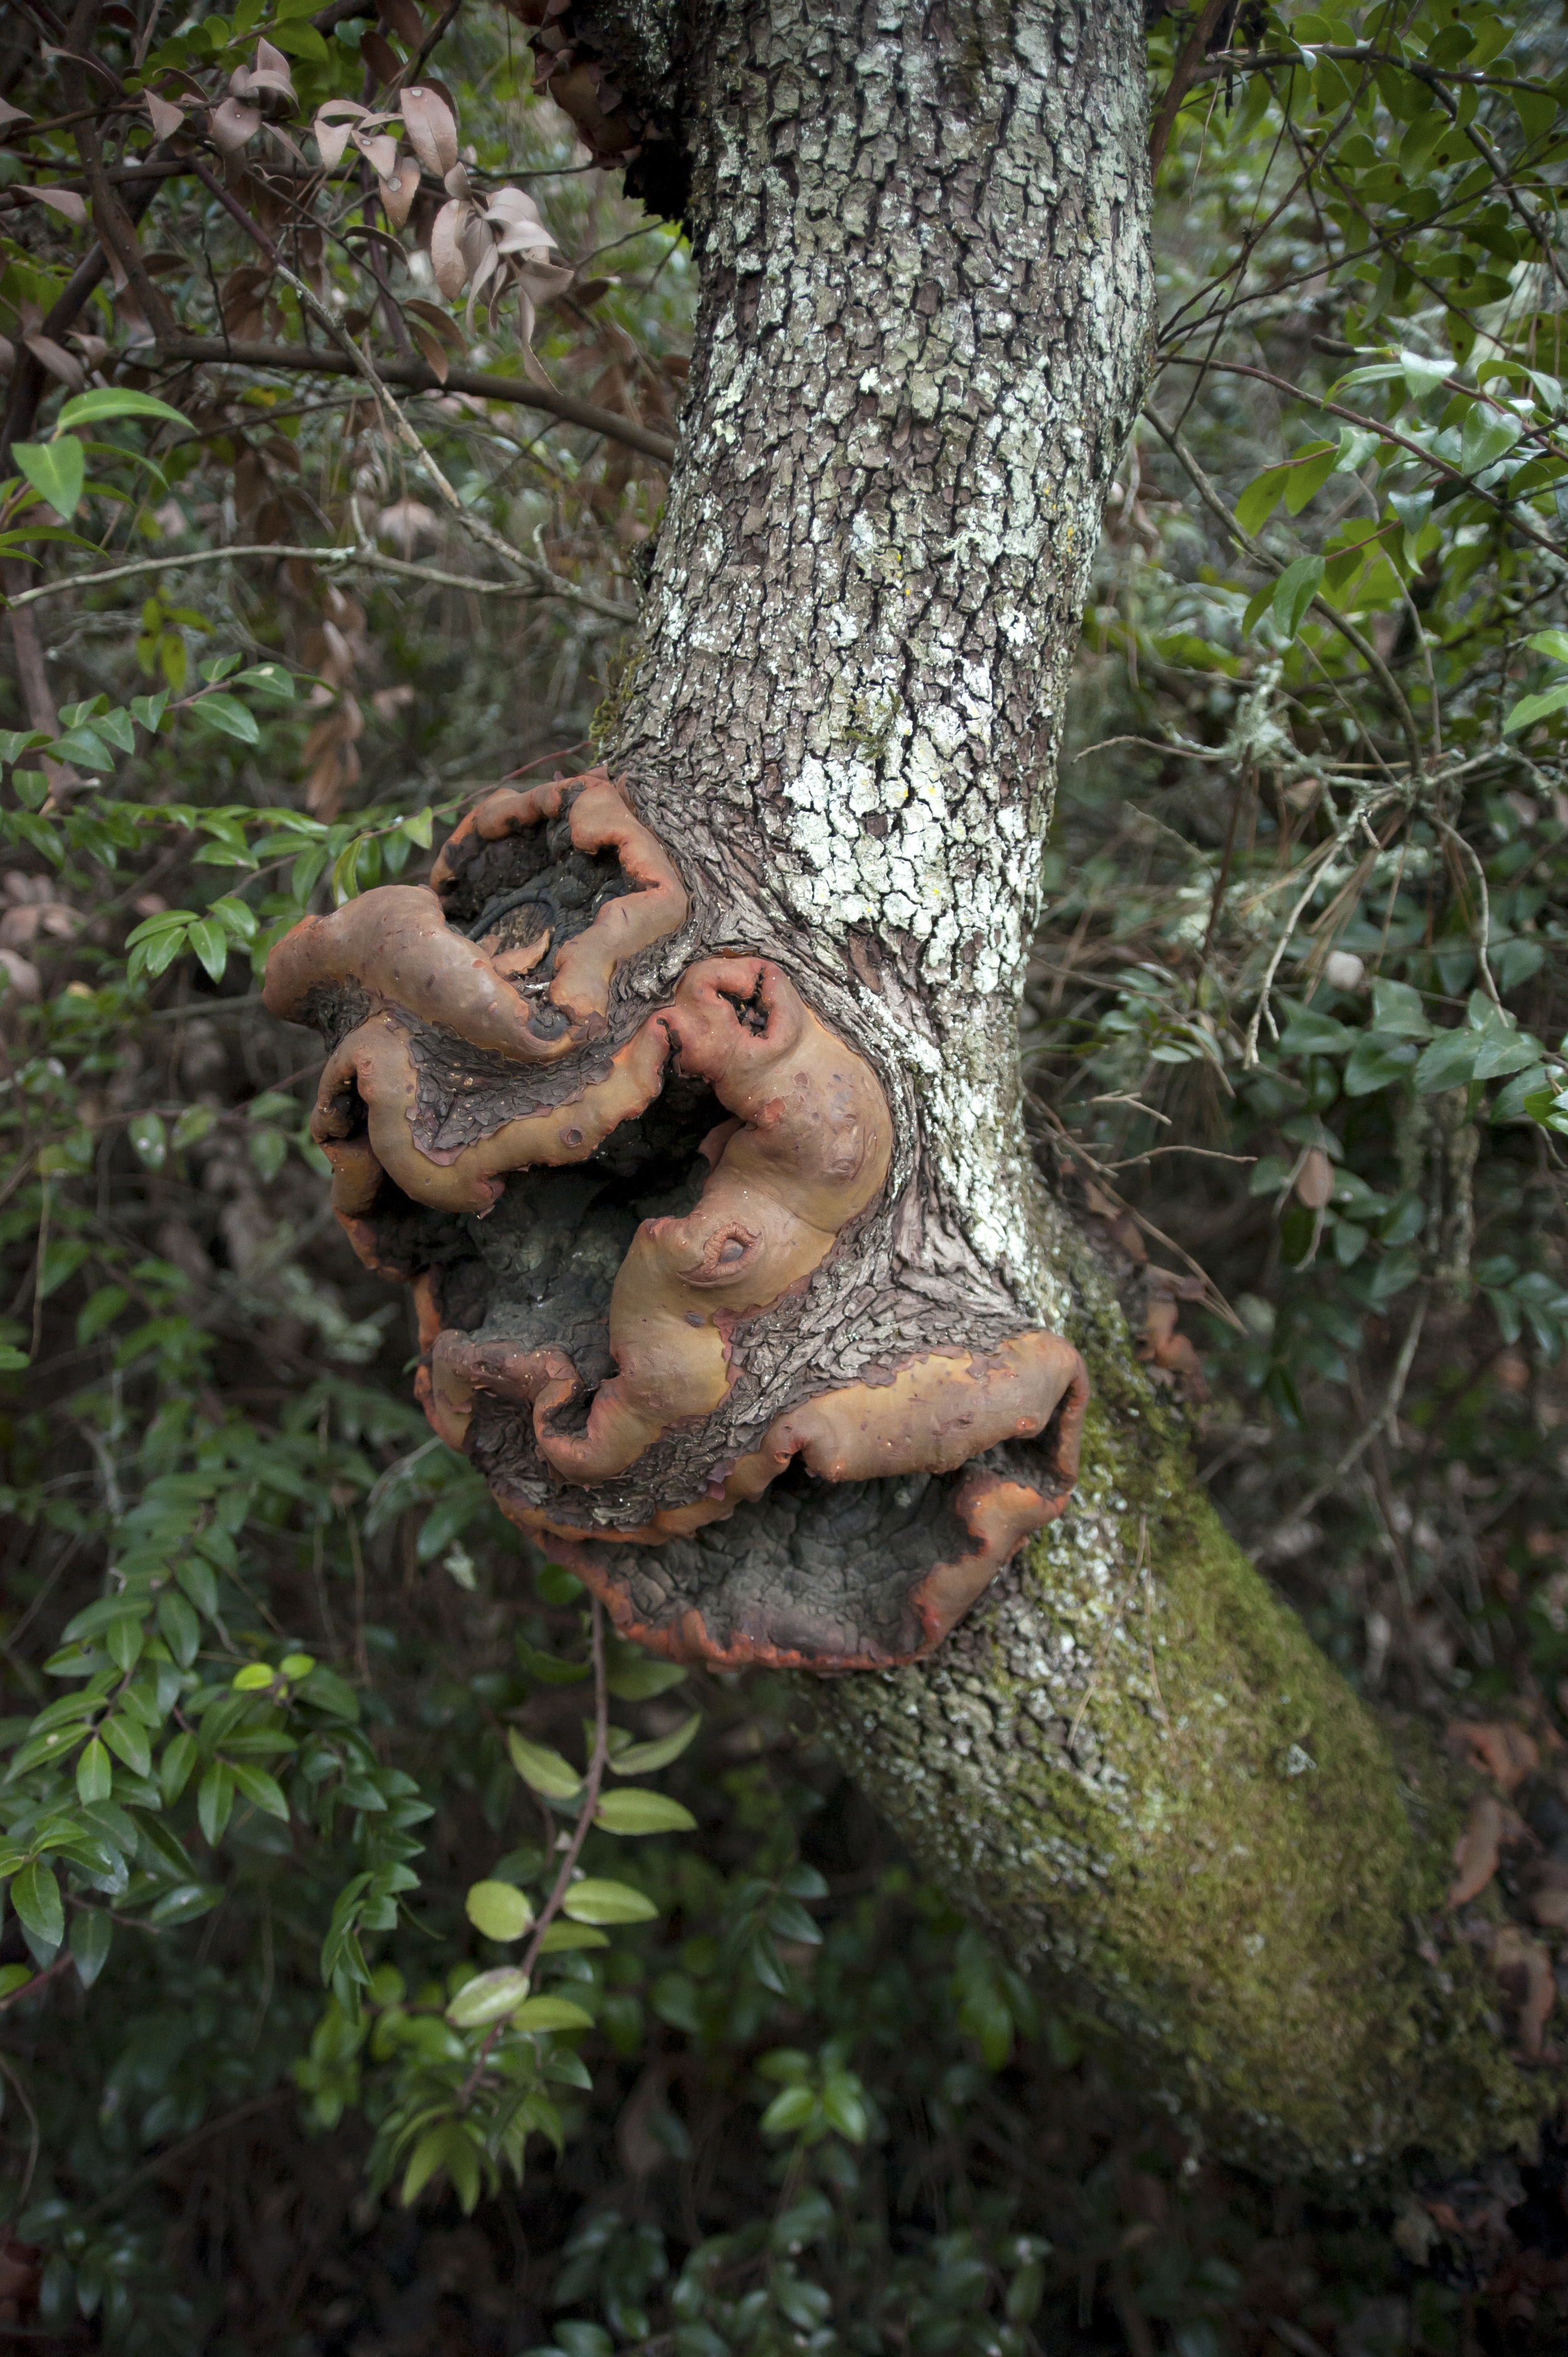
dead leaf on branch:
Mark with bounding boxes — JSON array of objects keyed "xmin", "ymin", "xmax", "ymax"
[{"xmin": 1295, "ymin": 1146, "xmax": 1334, "ymax": 1210}]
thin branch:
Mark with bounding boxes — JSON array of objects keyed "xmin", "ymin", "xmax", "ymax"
[
  {"xmin": 1148, "ymin": 0, "xmax": 1236, "ymax": 174},
  {"xmin": 1032, "ymin": 1098, "xmax": 1244, "ymax": 1328},
  {"xmin": 1281, "ymin": 1291, "xmax": 1429, "ymax": 1533},
  {"xmin": 461, "ymin": 1599, "xmax": 610, "ymax": 2106},
  {"xmin": 1, "ymin": 538, "xmax": 635, "ymax": 623},
  {"xmin": 149, "ymin": 334, "xmax": 675, "ymax": 464}
]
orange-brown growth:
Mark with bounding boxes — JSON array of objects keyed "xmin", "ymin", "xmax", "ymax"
[
  {"xmin": 534, "ymin": 958, "xmax": 893, "ymax": 1481},
  {"xmin": 265, "ymin": 770, "xmax": 687, "ymax": 1065},
  {"xmin": 263, "ymin": 771, "xmax": 1091, "ymax": 1672}
]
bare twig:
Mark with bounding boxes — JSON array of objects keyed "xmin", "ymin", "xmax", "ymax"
[
  {"xmin": 149, "ymin": 334, "xmax": 675, "ymax": 463},
  {"xmin": 1, "ymin": 539, "xmax": 636, "ymax": 625},
  {"xmin": 1281, "ymin": 1290, "xmax": 1429, "ymax": 1534}
]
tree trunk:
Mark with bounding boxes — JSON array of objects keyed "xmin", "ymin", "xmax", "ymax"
[
  {"xmin": 605, "ymin": 0, "xmax": 1552, "ymax": 2179},
  {"xmin": 268, "ymin": 0, "xmax": 1557, "ymax": 2178}
]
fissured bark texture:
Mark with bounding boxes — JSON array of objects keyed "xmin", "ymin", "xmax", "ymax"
[
  {"xmin": 596, "ymin": 0, "xmax": 1551, "ymax": 2174},
  {"xmin": 616, "ymin": 0, "xmax": 1152, "ymax": 1319}
]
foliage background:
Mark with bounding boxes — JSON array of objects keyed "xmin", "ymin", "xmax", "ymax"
[{"xmin": 7, "ymin": 0, "xmax": 1568, "ymax": 2348}]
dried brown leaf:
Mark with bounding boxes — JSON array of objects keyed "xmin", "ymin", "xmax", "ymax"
[
  {"xmin": 360, "ymin": 28, "xmax": 403, "ymax": 86},
  {"xmin": 379, "ymin": 0, "xmax": 427, "ymax": 45},
  {"xmin": 144, "ymin": 90, "xmax": 185, "ymax": 141},
  {"xmin": 1445, "ymin": 1720, "xmax": 1540, "ymax": 1794},
  {"xmin": 378, "ymin": 157, "xmax": 421, "ymax": 229},
  {"xmin": 1448, "ymin": 1792, "xmax": 1505, "ymax": 1907},
  {"xmin": 401, "ymin": 83, "xmax": 458, "ymax": 178},
  {"xmin": 22, "ymin": 333, "xmax": 85, "ymax": 393},
  {"xmin": 430, "ymin": 197, "xmax": 470, "ymax": 298},
  {"xmin": 29, "ymin": 187, "xmax": 89, "ymax": 227},
  {"xmin": 210, "ymin": 95, "xmax": 262, "ymax": 154},
  {"xmin": 1295, "ymin": 1146, "xmax": 1333, "ymax": 1210},
  {"xmin": 407, "ymin": 321, "xmax": 450, "ymax": 383}
]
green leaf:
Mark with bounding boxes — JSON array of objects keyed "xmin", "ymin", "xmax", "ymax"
[
  {"xmin": 160, "ymin": 1730, "xmax": 199, "ymax": 1804},
  {"xmin": 56, "ymin": 388, "xmax": 187, "ymax": 431},
  {"xmin": 100, "ymin": 1712, "xmax": 151, "ymax": 1775},
  {"xmin": 11, "ymin": 1861, "xmax": 63, "ymax": 1952},
  {"xmin": 561, "ymin": 1876, "xmax": 657, "ymax": 1925},
  {"xmin": 536, "ymin": 1921, "xmax": 609, "ymax": 1952},
  {"xmin": 172, "ymin": 1105, "xmax": 216, "ymax": 1152},
  {"xmin": 820, "ymin": 2073, "xmax": 869, "ymax": 2142},
  {"xmin": 1414, "ymin": 1027, "xmax": 1483, "ymax": 1092},
  {"xmin": 1527, "ymin": 630, "xmax": 1568, "ymax": 666},
  {"xmin": 399, "ymin": 2124, "xmax": 455, "ymax": 2207},
  {"xmin": 248, "ymin": 1129, "xmax": 289, "ymax": 1183},
  {"xmin": 1503, "ymin": 683, "xmax": 1568, "ymax": 734},
  {"xmin": 511, "ymin": 1994, "xmax": 594, "ymax": 2033},
  {"xmin": 1461, "ymin": 403, "xmax": 1524, "ymax": 476},
  {"xmin": 465, "ymin": 1880, "xmax": 535, "ymax": 1941},
  {"xmin": 106, "ymin": 1608, "xmax": 148, "ymax": 1670},
  {"xmin": 1493, "ymin": 1064, "xmax": 1552, "ymax": 1124},
  {"xmin": 70, "ymin": 1906, "xmax": 112, "ymax": 1989},
  {"xmin": 198, "ymin": 1762, "xmax": 236, "ymax": 1845},
  {"xmin": 1283, "ymin": 440, "xmax": 1338, "ymax": 514},
  {"xmin": 514, "ymin": 1636, "xmax": 591, "ymax": 1685},
  {"xmin": 77, "ymin": 1285, "xmax": 129, "ymax": 1346},
  {"xmin": 1342, "ymin": 1035, "xmax": 1420, "ymax": 1096},
  {"xmin": 267, "ymin": 16, "xmax": 329, "ymax": 57},
  {"xmin": 190, "ymin": 693, "xmax": 262, "ymax": 745},
  {"xmin": 1234, "ymin": 466, "xmax": 1290, "ymax": 534},
  {"xmin": 186, "ymin": 919, "xmax": 230, "ymax": 982},
  {"xmin": 594, "ymin": 1790, "xmax": 697, "ymax": 1836},
  {"xmin": 760, "ymin": 2084, "xmax": 817, "ymax": 2136},
  {"xmin": 14, "ymin": 438, "xmax": 85, "ymax": 522},
  {"xmin": 0, "ymin": 729, "xmax": 51, "ymax": 764},
  {"xmin": 1271, "ymin": 555, "xmax": 1325, "ymax": 639},
  {"xmin": 1276, "ymin": 1003, "xmax": 1354, "ymax": 1055},
  {"xmin": 507, "ymin": 1728, "xmax": 582, "ymax": 1800},
  {"xmin": 446, "ymin": 1966, "xmax": 531, "ymax": 2026},
  {"xmin": 233, "ymin": 663, "xmax": 296, "ymax": 701},
  {"xmin": 1369, "ymin": 978, "xmax": 1431, "ymax": 1037},
  {"xmin": 128, "ymin": 1112, "xmax": 167, "ymax": 1170},
  {"xmin": 227, "ymin": 1760, "xmax": 289, "ymax": 1819},
  {"xmin": 608, "ymin": 1711, "xmax": 702, "ymax": 1775},
  {"xmin": 1369, "ymin": 1248, "xmax": 1421, "ymax": 1305},
  {"xmin": 603, "ymin": 1654, "xmax": 689, "ymax": 1701},
  {"xmin": 51, "ymin": 725, "xmax": 115, "ymax": 772},
  {"xmin": 147, "ymin": 1880, "xmax": 223, "ymax": 1927},
  {"xmin": 75, "ymin": 1736, "xmax": 112, "ymax": 1804},
  {"xmin": 1399, "ymin": 349, "xmax": 1451, "ymax": 402}
]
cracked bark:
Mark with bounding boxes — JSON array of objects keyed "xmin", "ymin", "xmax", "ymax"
[
  {"xmin": 275, "ymin": 0, "xmax": 1560, "ymax": 2175},
  {"xmin": 601, "ymin": 0, "xmax": 1557, "ymax": 2178}
]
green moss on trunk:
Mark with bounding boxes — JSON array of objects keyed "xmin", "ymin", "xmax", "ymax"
[{"xmin": 811, "ymin": 1238, "xmax": 1549, "ymax": 2183}]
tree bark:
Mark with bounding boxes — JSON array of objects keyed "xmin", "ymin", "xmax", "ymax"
[
  {"xmin": 603, "ymin": 0, "xmax": 1552, "ymax": 2178},
  {"xmin": 270, "ymin": 0, "xmax": 1559, "ymax": 2177}
]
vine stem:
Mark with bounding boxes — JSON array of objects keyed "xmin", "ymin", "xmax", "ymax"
[{"xmin": 459, "ymin": 1597, "xmax": 608, "ymax": 2106}]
